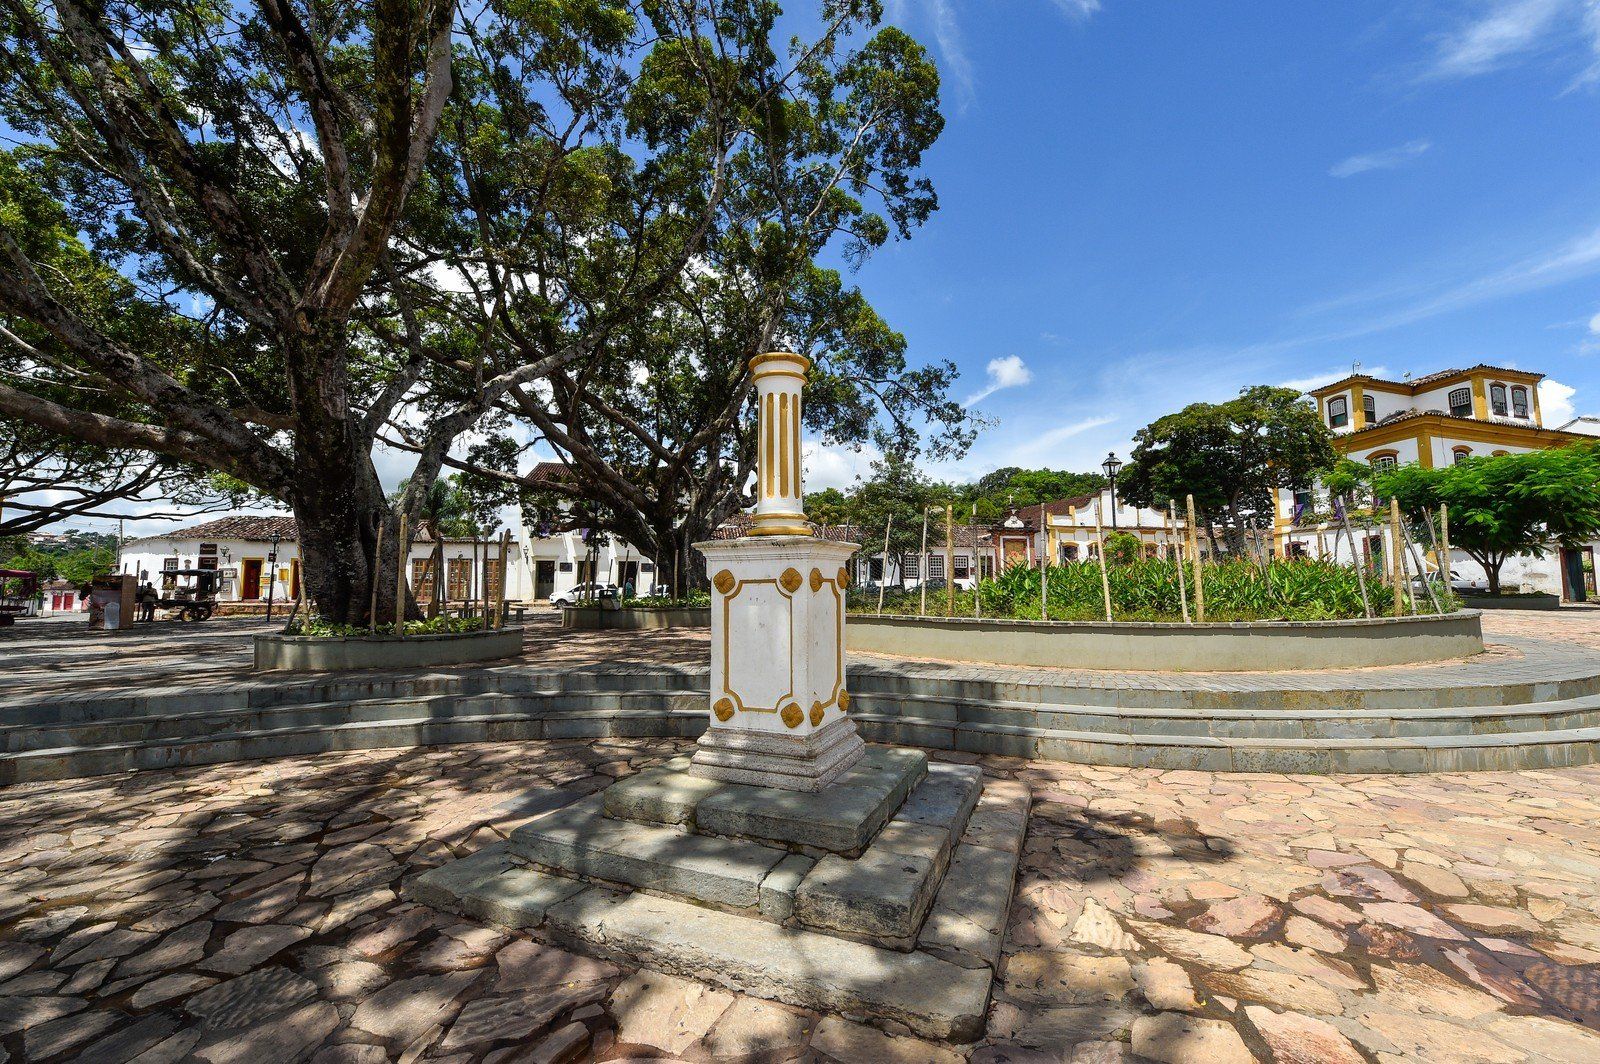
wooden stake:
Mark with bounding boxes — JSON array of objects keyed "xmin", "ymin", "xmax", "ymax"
[
  {"xmin": 1338, "ymin": 503, "xmax": 1372, "ymax": 618},
  {"xmin": 1402, "ymin": 518, "xmax": 1440, "ymax": 613},
  {"xmin": 1388, "ymin": 497, "xmax": 1406, "ymax": 617},
  {"xmin": 497, "ymin": 530, "xmax": 510, "ymax": 629},
  {"xmin": 368, "ymin": 523, "xmax": 384, "ymax": 634},
  {"xmin": 1095, "ymin": 498, "xmax": 1113, "ymax": 622},
  {"xmin": 877, "ymin": 517, "xmax": 892, "ymax": 615},
  {"xmin": 1170, "ymin": 499, "xmax": 1190, "ymax": 623},
  {"xmin": 395, "ymin": 514, "xmax": 408, "ymax": 636},
  {"xmin": 919, "ymin": 508, "xmax": 930, "ymax": 617},
  {"xmin": 1186, "ymin": 494, "xmax": 1206, "ymax": 622},
  {"xmin": 1439, "ymin": 503, "xmax": 1451, "ymax": 581}
]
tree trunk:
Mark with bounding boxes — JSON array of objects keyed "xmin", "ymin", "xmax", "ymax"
[{"xmin": 1485, "ymin": 558, "xmax": 1503, "ymax": 595}]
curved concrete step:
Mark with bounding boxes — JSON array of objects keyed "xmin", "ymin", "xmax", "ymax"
[
  {"xmin": 0, "ymin": 690, "xmax": 706, "ymax": 753},
  {"xmin": 847, "ymin": 691, "xmax": 1600, "ymax": 742}
]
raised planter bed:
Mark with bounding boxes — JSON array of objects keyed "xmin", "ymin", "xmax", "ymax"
[
  {"xmin": 254, "ymin": 626, "xmax": 524, "ymax": 672},
  {"xmin": 562, "ymin": 606, "xmax": 711, "ymax": 630},
  {"xmin": 1457, "ymin": 592, "xmax": 1562, "ymax": 611},
  {"xmin": 847, "ymin": 610, "xmax": 1484, "ymax": 672}
]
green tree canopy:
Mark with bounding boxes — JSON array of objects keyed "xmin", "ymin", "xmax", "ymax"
[
  {"xmin": 1376, "ymin": 444, "xmax": 1600, "ymax": 594},
  {"xmin": 1119, "ymin": 386, "xmax": 1336, "ymax": 550}
]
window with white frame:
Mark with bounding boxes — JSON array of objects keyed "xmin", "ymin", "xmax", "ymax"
[
  {"xmin": 1452, "ymin": 447, "xmax": 1471, "ymax": 465},
  {"xmin": 953, "ymin": 555, "xmax": 970, "ymax": 578},
  {"xmin": 1327, "ymin": 396, "xmax": 1348, "ymax": 428},
  {"xmin": 927, "ymin": 554, "xmax": 945, "ymax": 579},
  {"xmin": 1448, "ymin": 387, "xmax": 1472, "ymax": 417},
  {"xmin": 1511, "ymin": 386, "xmax": 1530, "ymax": 419},
  {"xmin": 1370, "ymin": 454, "xmax": 1397, "ymax": 474}
]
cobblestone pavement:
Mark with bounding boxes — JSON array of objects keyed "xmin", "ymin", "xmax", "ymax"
[
  {"xmin": 4, "ymin": 608, "xmax": 1600, "ymax": 1061},
  {"xmin": 3, "ymin": 738, "xmax": 1600, "ymax": 1062}
]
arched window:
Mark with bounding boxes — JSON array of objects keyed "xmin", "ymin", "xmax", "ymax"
[
  {"xmin": 1490, "ymin": 383, "xmax": 1508, "ymax": 417},
  {"xmin": 1370, "ymin": 453, "xmax": 1398, "ymax": 474},
  {"xmin": 1510, "ymin": 386, "xmax": 1530, "ymax": 419},
  {"xmin": 1452, "ymin": 446, "xmax": 1471, "ymax": 464},
  {"xmin": 1491, "ymin": 449, "xmax": 1509, "ymax": 457},
  {"xmin": 1327, "ymin": 396, "xmax": 1349, "ymax": 428},
  {"xmin": 1448, "ymin": 387, "xmax": 1472, "ymax": 417},
  {"xmin": 1362, "ymin": 394, "xmax": 1376, "ymax": 423}
]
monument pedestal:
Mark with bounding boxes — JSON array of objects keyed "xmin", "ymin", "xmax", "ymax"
[
  {"xmin": 408, "ymin": 351, "xmax": 1031, "ymax": 1041},
  {"xmin": 691, "ymin": 536, "xmax": 863, "ymax": 791}
]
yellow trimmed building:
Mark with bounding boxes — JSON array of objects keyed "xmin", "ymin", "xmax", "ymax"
[{"xmin": 1274, "ymin": 365, "xmax": 1597, "ymax": 598}]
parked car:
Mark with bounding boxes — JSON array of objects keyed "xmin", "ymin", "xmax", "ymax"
[
  {"xmin": 1412, "ymin": 568, "xmax": 1487, "ymax": 593},
  {"xmin": 916, "ymin": 577, "xmax": 977, "ymax": 592},
  {"xmin": 550, "ymin": 582, "xmax": 620, "ymax": 607}
]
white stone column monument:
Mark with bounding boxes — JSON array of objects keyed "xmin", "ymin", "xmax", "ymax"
[{"xmin": 691, "ymin": 352, "xmax": 866, "ymax": 791}]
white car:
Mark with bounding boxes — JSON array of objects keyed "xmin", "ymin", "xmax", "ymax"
[{"xmin": 550, "ymin": 582, "xmax": 619, "ymax": 607}]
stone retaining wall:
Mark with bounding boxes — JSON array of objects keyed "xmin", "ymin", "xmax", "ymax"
[
  {"xmin": 253, "ymin": 627, "xmax": 525, "ymax": 672},
  {"xmin": 562, "ymin": 607, "xmax": 711, "ymax": 630},
  {"xmin": 847, "ymin": 611, "xmax": 1484, "ymax": 671}
]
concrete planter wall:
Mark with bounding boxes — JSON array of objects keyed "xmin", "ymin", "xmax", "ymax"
[
  {"xmin": 562, "ymin": 607, "xmax": 711, "ymax": 630},
  {"xmin": 1458, "ymin": 593, "xmax": 1562, "ymax": 611},
  {"xmin": 847, "ymin": 611, "xmax": 1484, "ymax": 672},
  {"xmin": 254, "ymin": 627, "xmax": 524, "ymax": 672}
]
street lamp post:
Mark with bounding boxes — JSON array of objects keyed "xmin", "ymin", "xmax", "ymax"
[
  {"xmin": 265, "ymin": 534, "xmax": 280, "ymax": 623},
  {"xmin": 1102, "ymin": 452, "xmax": 1124, "ymax": 530}
]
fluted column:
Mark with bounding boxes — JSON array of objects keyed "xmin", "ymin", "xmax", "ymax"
[{"xmin": 749, "ymin": 352, "xmax": 811, "ymax": 537}]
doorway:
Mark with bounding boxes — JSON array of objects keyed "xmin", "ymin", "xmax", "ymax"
[
  {"xmin": 535, "ymin": 560, "xmax": 556, "ymax": 600},
  {"xmin": 1562, "ymin": 547, "xmax": 1595, "ymax": 602},
  {"xmin": 240, "ymin": 558, "xmax": 263, "ymax": 600}
]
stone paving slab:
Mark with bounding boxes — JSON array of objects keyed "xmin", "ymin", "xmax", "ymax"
[
  {"xmin": 543, "ymin": 881, "xmax": 994, "ymax": 1042},
  {"xmin": 508, "ymin": 793, "xmax": 789, "ymax": 910}
]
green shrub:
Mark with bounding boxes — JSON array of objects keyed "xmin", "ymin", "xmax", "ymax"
[
  {"xmin": 285, "ymin": 615, "xmax": 488, "ymax": 637},
  {"xmin": 850, "ymin": 559, "xmax": 1438, "ymax": 622}
]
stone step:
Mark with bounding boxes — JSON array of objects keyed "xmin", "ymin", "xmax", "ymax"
[
  {"xmin": 846, "ymin": 665, "xmax": 1600, "ymax": 712},
  {"xmin": 853, "ymin": 713, "xmax": 1600, "ymax": 773},
  {"xmin": 0, "ymin": 709, "xmax": 706, "ymax": 786},
  {"xmin": 849, "ymin": 691, "xmax": 1600, "ymax": 741},
  {"xmin": 0, "ymin": 690, "xmax": 707, "ymax": 753},
  {"xmin": 507, "ymin": 794, "xmax": 792, "ymax": 911}
]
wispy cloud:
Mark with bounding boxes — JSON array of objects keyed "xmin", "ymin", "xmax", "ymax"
[
  {"xmin": 1004, "ymin": 415, "xmax": 1118, "ymax": 463},
  {"xmin": 1279, "ymin": 366, "xmax": 1393, "ymax": 392},
  {"xmin": 1049, "ymin": 0, "xmax": 1103, "ymax": 18},
  {"xmin": 1425, "ymin": 0, "xmax": 1600, "ymax": 88},
  {"xmin": 1329, "ymin": 139, "xmax": 1432, "ymax": 178},
  {"xmin": 965, "ymin": 355, "xmax": 1034, "ymax": 406}
]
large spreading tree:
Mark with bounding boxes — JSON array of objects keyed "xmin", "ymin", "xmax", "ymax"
[
  {"xmin": 382, "ymin": 2, "xmax": 969, "ymax": 592},
  {"xmin": 1118, "ymin": 386, "xmax": 1336, "ymax": 553},
  {"xmin": 0, "ymin": 0, "xmax": 967, "ymax": 615}
]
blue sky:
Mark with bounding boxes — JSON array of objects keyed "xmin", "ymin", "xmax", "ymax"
[{"xmin": 805, "ymin": 0, "xmax": 1600, "ymax": 489}]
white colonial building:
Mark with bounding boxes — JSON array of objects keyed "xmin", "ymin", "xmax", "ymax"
[
  {"xmin": 1279, "ymin": 365, "xmax": 1598, "ymax": 599},
  {"xmin": 120, "ymin": 512, "xmax": 657, "ymax": 608}
]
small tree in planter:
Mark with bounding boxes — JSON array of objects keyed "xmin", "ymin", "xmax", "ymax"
[{"xmin": 1376, "ymin": 444, "xmax": 1600, "ymax": 595}]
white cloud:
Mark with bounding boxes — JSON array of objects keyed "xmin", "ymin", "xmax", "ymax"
[
  {"xmin": 1002, "ymin": 415, "xmax": 1118, "ymax": 464},
  {"xmin": 1329, "ymin": 139, "xmax": 1432, "ymax": 178},
  {"xmin": 802, "ymin": 440, "xmax": 882, "ymax": 493},
  {"xmin": 1279, "ymin": 365, "xmax": 1392, "ymax": 392},
  {"xmin": 1430, "ymin": 0, "xmax": 1568, "ymax": 77},
  {"xmin": 1540, "ymin": 378, "xmax": 1578, "ymax": 424},
  {"xmin": 1050, "ymin": 0, "xmax": 1102, "ymax": 17},
  {"xmin": 1426, "ymin": 0, "xmax": 1600, "ymax": 86},
  {"xmin": 964, "ymin": 355, "xmax": 1034, "ymax": 407},
  {"xmin": 1589, "ymin": 310, "xmax": 1600, "ymax": 333}
]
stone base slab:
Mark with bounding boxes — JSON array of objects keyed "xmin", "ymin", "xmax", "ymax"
[
  {"xmin": 410, "ymin": 770, "xmax": 1029, "ymax": 1042},
  {"xmin": 690, "ymin": 716, "xmax": 865, "ymax": 791},
  {"xmin": 608, "ymin": 745, "xmax": 927, "ymax": 856}
]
